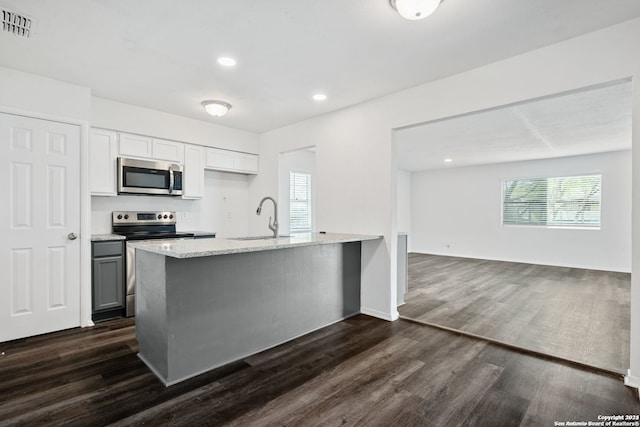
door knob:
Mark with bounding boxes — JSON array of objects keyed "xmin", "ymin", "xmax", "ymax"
[{"xmin": 67, "ymin": 232, "xmax": 78, "ymax": 240}]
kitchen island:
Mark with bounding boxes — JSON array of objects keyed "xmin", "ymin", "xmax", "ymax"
[{"xmin": 129, "ymin": 233, "xmax": 382, "ymax": 386}]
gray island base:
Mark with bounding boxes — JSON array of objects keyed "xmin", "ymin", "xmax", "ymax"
[{"xmin": 132, "ymin": 233, "xmax": 381, "ymax": 386}]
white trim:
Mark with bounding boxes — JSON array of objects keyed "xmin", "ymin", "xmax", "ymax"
[
  {"xmin": 289, "ymin": 170, "xmax": 312, "ymax": 233},
  {"xmin": 361, "ymin": 306, "xmax": 399, "ymax": 322},
  {"xmin": 79, "ymin": 122, "xmax": 93, "ymax": 327},
  {"xmin": 625, "ymin": 370, "xmax": 640, "ymax": 391},
  {"xmin": 0, "ymin": 104, "xmax": 94, "ymax": 328}
]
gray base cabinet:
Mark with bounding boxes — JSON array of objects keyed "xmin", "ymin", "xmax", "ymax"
[{"xmin": 92, "ymin": 241, "xmax": 125, "ymax": 321}]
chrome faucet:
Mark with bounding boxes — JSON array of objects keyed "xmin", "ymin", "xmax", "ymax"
[{"xmin": 256, "ymin": 196, "xmax": 278, "ymax": 237}]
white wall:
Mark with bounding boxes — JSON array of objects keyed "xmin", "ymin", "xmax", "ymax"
[
  {"xmin": 91, "ymin": 97, "xmax": 259, "ymax": 153},
  {"xmin": 0, "ymin": 66, "xmax": 91, "ymax": 120},
  {"xmin": 250, "ymin": 18, "xmax": 640, "ymax": 376},
  {"xmin": 397, "ymin": 169, "xmax": 412, "ymax": 239},
  {"xmin": 89, "ymin": 96, "xmax": 259, "ymax": 237},
  {"xmin": 253, "ymin": 106, "xmax": 397, "ymax": 320},
  {"xmin": 410, "ymin": 151, "xmax": 631, "ymax": 272},
  {"xmin": 201, "ymin": 171, "xmax": 251, "ymax": 238},
  {"xmin": 277, "ymin": 149, "xmax": 317, "ymax": 235},
  {"xmin": 91, "ymin": 170, "xmax": 250, "ymax": 237},
  {"xmin": 630, "ymin": 66, "xmax": 640, "ymax": 390}
]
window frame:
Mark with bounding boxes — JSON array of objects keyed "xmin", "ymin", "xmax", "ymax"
[
  {"xmin": 289, "ymin": 170, "xmax": 313, "ymax": 233},
  {"xmin": 501, "ymin": 173, "xmax": 602, "ymax": 230}
]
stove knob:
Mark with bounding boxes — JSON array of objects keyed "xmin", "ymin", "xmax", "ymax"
[
  {"xmin": 117, "ymin": 214, "xmax": 123, "ymax": 220},
  {"xmin": 124, "ymin": 214, "xmax": 129, "ymax": 220},
  {"xmin": 157, "ymin": 214, "xmax": 162, "ymax": 220},
  {"xmin": 163, "ymin": 214, "xmax": 168, "ymax": 219},
  {"xmin": 169, "ymin": 214, "xmax": 174, "ymax": 219}
]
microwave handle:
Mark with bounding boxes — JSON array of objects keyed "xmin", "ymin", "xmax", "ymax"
[{"xmin": 168, "ymin": 166, "xmax": 174, "ymax": 194}]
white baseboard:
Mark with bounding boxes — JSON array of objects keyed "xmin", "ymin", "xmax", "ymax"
[
  {"xmin": 625, "ymin": 370, "xmax": 640, "ymax": 400},
  {"xmin": 625, "ymin": 370, "xmax": 640, "ymax": 392},
  {"xmin": 361, "ymin": 307, "xmax": 399, "ymax": 321}
]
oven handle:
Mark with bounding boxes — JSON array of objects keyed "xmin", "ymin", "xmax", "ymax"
[{"xmin": 168, "ymin": 166, "xmax": 174, "ymax": 194}]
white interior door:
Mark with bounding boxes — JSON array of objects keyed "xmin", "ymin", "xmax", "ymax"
[{"xmin": 0, "ymin": 113, "xmax": 81, "ymax": 342}]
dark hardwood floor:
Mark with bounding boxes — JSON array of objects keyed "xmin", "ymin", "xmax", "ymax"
[
  {"xmin": 0, "ymin": 314, "xmax": 637, "ymax": 426},
  {"xmin": 399, "ymin": 253, "xmax": 631, "ymax": 374}
]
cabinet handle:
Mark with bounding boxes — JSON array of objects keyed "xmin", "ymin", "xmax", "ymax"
[{"xmin": 169, "ymin": 166, "xmax": 174, "ymax": 194}]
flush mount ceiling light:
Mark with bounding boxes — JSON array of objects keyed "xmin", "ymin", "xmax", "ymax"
[
  {"xmin": 312, "ymin": 93, "xmax": 327, "ymax": 101},
  {"xmin": 201, "ymin": 100, "xmax": 232, "ymax": 117},
  {"xmin": 444, "ymin": 158, "xmax": 453, "ymax": 163},
  {"xmin": 389, "ymin": 0, "xmax": 442, "ymax": 20}
]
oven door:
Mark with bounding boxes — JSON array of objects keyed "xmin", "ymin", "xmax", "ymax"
[
  {"xmin": 125, "ymin": 243, "xmax": 136, "ymax": 317},
  {"xmin": 124, "ymin": 233, "xmax": 195, "ymax": 317},
  {"xmin": 118, "ymin": 157, "xmax": 183, "ymax": 196}
]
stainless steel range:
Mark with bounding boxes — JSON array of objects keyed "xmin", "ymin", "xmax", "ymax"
[{"xmin": 112, "ymin": 211, "xmax": 201, "ymax": 317}]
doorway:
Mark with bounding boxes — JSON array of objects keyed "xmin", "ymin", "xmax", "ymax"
[
  {"xmin": 278, "ymin": 147, "xmax": 316, "ymax": 235},
  {"xmin": 0, "ymin": 113, "xmax": 82, "ymax": 342},
  {"xmin": 394, "ymin": 80, "xmax": 632, "ymax": 373}
]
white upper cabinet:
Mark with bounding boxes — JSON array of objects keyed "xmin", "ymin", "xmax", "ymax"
[
  {"xmin": 90, "ymin": 128, "xmax": 118, "ymax": 196},
  {"xmin": 206, "ymin": 147, "xmax": 235, "ymax": 170},
  {"xmin": 234, "ymin": 152, "xmax": 259, "ymax": 173},
  {"xmin": 206, "ymin": 148, "xmax": 258, "ymax": 174},
  {"xmin": 92, "ymin": 129, "xmax": 258, "ymax": 199},
  {"xmin": 118, "ymin": 133, "xmax": 184, "ymax": 163},
  {"xmin": 152, "ymin": 138, "xmax": 185, "ymax": 163},
  {"xmin": 118, "ymin": 133, "xmax": 153, "ymax": 158},
  {"xmin": 182, "ymin": 144, "xmax": 205, "ymax": 199}
]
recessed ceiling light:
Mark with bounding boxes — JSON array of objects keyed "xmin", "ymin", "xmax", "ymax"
[
  {"xmin": 313, "ymin": 93, "xmax": 327, "ymax": 101},
  {"xmin": 217, "ymin": 57, "xmax": 237, "ymax": 67},
  {"xmin": 444, "ymin": 158, "xmax": 453, "ymax": 163}
]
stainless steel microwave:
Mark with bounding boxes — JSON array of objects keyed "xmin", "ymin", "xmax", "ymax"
[{"xmin": 117, "ymin": 157, "xmax": 183, "ymax": 196}]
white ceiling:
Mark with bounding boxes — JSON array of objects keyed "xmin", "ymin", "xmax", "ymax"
[
  {"xmin": 395, "ymin": 80, "xmax": 632, "ymax": 171},
  {"xmin": 0, "ymin": 1, "xmax": 639, "ymax": 133}
]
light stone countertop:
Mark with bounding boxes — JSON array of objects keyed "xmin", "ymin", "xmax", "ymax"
[
  {"xmin": 91, "ymin": 232, "xmax": 215, "ymax": 242},
  {"xmin": 181, "ymin": 230, "xmax": 217, "ymax": 238},
  {"xmin": 91, "ymin": 234, "xmax": 126, "ymax": 242},
  {"xmin": 128, "ymin": 232, "xmax": 382, "ymax": 259}
]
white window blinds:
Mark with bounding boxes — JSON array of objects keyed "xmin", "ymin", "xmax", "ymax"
[
  {"xmin": 502, "ymin": 174, "xmax": 601, "ymax": 228},
  {"xmin": 290, "ymin": 171, "xmax": 312, "ymax": 232}
]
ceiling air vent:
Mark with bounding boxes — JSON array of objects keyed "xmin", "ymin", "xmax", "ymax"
[{"xmin": 2, "ymin": 9, "xmax": 35, "ymax": 38}]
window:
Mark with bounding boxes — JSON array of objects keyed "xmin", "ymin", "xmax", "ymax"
[
  {"xmin": 502, "ymin": 174, "xmax": 601, "ymax": 228},
  {"xmin": 289, "ymin": 171, "xmax": 312, "ymax": 232}
]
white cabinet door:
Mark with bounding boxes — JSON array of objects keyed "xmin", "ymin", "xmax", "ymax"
[
  {"xmin": 90, "ymin": 128, "xmax": 117, "ymax": 196},
  {"xmin": 118, "ymin": 133, "xmax": 152, "ymax": 158},
  {"xmin": 183, "ymin": 144, "xmax": 205, "ymax": 199},
  {"xmin": 234, "ymin": 153, "xmax": 258, "ymax": 174},
  {"xmin": 205, "ymin": 148, "xmax": 258, "ymax": 174},
  {"xmin": 206, "ymin": 147, "xmax": 235, "ymax": 170},
  {"xmin": 153, "ymin": 138, "xmax": 184, "ymax": 163},
  {"xmin": 118, "ymin": 133, "xmax": 184, "ymax": 163},
  {"xmin": 0, "ymin": 113, "xmax": 81, "ymax": 342}
]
